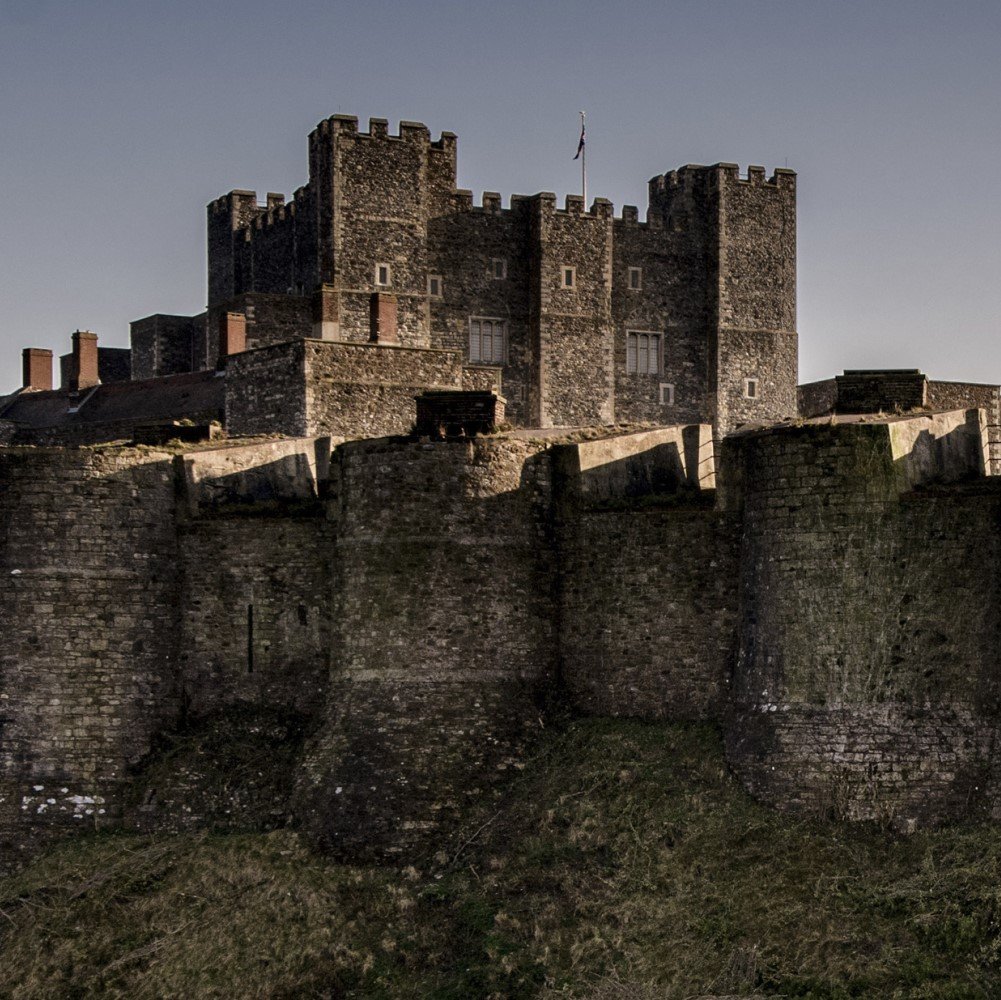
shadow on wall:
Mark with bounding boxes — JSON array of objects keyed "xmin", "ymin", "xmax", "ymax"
[
  {"xmin": 552, "ymin": 425, "xmax": 715, "ymax": 506},
  {"xmin": 888, "ymin": 408, "xmax": 989, "ymax": 489},
  {"xmin": 176, "ymin": 437, "xmax": 334, "ymax": 516}
]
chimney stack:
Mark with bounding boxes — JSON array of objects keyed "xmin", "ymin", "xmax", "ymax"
[
  {"xmin": 21, "ymin": 348, "xmax": 53, "ymax": 392},
  {"xmin": 311, "ymin": 283, "xmax": 338, "ymax": 340},
  {"xmin": 70, "ymin": 331, "xmax": 99, "ymax": 391},
  {"xmin": 218, "ymin": 312, "xmax": 246, "ymax": 365},
  {"xmin": 369, "ymin": 292, "xmax": 399, "ymax": 345}
]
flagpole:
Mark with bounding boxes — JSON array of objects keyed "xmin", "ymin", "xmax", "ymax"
[{"xmin": 580, "ymin": 110, "xmax": 587, "ymax": 205}]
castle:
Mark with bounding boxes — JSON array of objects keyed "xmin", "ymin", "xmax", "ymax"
[
  {"xmin": 3, "ymin": 115, "xmax": 1001, "ymax": 870},
  {"xmin": 2, "ymin": 114, "xmax": 797, "ymax": 444}
]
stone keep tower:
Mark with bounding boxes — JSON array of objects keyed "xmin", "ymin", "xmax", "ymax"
[
  {"xmin": 644, "ymin": 163, "xmax": 798, "ymax": 433},
  {"xmin": 203, "ymin": 116, "xmax": 797, "ymax": 433}
]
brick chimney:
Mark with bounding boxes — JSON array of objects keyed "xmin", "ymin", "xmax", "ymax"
[
  {"xmin": 218, "ymin": 311, "xmax": 246, "ymax": 365},
  {"xmin": 369, "ymin": 292, "xmax": 399, "ymax": 345},
  {"xmin": 21, "ymin": 348, "xmax": 53, "ymax": 391},
  {"xmin": 70, "ymin": 331, "xmax": 99, "ymax": 390},
  {"xmin": 311, "ymin": 283, "xmax": 338, "ymax": 340}
]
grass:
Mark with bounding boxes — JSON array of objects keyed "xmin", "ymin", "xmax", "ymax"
[{"xmin": 3, "ymin": 720, "xmax": 1001, "ymax": 998}]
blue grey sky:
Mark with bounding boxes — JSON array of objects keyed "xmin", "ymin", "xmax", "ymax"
[{"xmin": 1, "ymin": 0, "xmax": 999, "ymax": 391}]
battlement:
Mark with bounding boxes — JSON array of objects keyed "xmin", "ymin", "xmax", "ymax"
[
  {"xmin": 208, "ymin": 189, "xmax": 262, "ymax": 216},
  {"xmin": 310, "ymin": 114, "xmax": 454, "ymax": 150},
  {"xmin": 614, "ymin": 204, "xmax": 665, "ymax": 228},
  {"xmin": 649, "ymin": 163, "xmax": 796, "ymax": 197},
  {"xmin": 448, "ymin": 189, "xmax": 612, "ymax": 220},
  {"xmin": 252, "ymin": 197, "xmax": 297, "ymax": 230}
]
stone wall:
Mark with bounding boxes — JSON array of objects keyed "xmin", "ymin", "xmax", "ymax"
[
  {"xmin": 797, "ymin": 378, "xmax": 838, "ymax": 418},
  {"xmin": 296, "ymin": 435, "xmax": 558, "ymax": 858},
  {"xmin": 174, "ymin": 438, "xmax": 334, "ymax": 718},
  {"xmin": 723, "ymin": 412, "xmax": 1001, "ymax": 828},
  {"xmin": 9, "ymin": 409, "xmax": 1001, "ymax": 866},
  {"xmin": 208, "ymin": 190, "xmax": 308, "ymax": 308},
  {"xmin": 428, "ymin": 194, "xmax": 533, "ymax": 426},
  {"xmin": 178, "ymin": 517, "xmax": 333, "ymax": 719},
  {"xmin": 798, "ymin": 373, "xmax": 1001, "ymax": 474},
  {"xmin": 225, "ymin": 341, "xmax": 308, "ymax": 437},
  {"xmin": 555, "ymin": 426, "xmax": 735, "ymax": 720},
  {"xmin": 560, "ymin": 505, "xmax": 738, "ymax": 720},
  {"xmin": 130, "ymin": 315, "xmax": 203, "ymax": 379},
  {"xmin": 301, "ymin": 340, "xmax": 465, "ymax": 438},
  {"xmin": 218, "ymin": 292, "xmax": 313, "ymax": 352},
  {"xmin": 532, "ymin": 197, "xmax": 615, "ymax": 427},
  {"xmin": 927, "ymin": 380, "xmax": 1001, "ymax": 473},
  {"xmin": 611, "ymin": 190, "xmax": 714, "ymax": 426},
  {"xmin": 225, "ymin": 339, "xmax": 468, "ymax": 440},
  {"xmin": 0, "ymin": 447, "xmax": 180, "ymax": 869},
  {"xmin": 836, "ymin": 370, "xmax": 927, "ymax": 414}
]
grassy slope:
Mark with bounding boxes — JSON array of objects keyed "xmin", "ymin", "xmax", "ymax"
[{"xmin": 2, "ymin": 720, "xmax": 1001, "ymax": 999}]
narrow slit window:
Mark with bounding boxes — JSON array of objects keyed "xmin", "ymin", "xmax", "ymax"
[
  {"xmin": 489, "ymin": 258, "xmax": 507, "ymax": 280},
  {"xmin": 376, "ymin": 263, "xmax": 392, "ymax": 287},
  {"xmin": 428, "ymin": 274, "xmax": 442, "ymax": 298},
  {"xmin": 561, "ymin": 266, "xmax": 576, "ymax": 289},
  {"xmin": 628, "ymin": 267, "xmax": 642, "ymax": 290},
  {"xmin": 247, "ymin": 604, "xmax": 254, "ymax": 674},
  {"xmin": 660, "ymin": 383, "xmax": 675, "ymax": 405},
  {"xmin": 744, "ymin": 378, "xmax": 760, "ymax": 399}
]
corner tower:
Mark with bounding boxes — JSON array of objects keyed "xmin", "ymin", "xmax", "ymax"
[
  {"xmin": 306, "ymin": 116, "xmax": 458, "ymax": 347},
  {"xmin": 647, "ymin": 164, "xmax": 797, "ymax": 433}
]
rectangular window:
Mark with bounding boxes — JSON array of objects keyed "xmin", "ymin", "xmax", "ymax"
[
  {"xmin": 489, "ymin": 258, "xmax": 507, "ymax": 280},
  {"xmin": 626, "ymin": 331, "xmax": 662, "ymax": 375},
  {"xmin": 376, "ymin": 263, "xmax": 392, "ymax": 287},
  {"xmin": 469, "ymin": 317, "xmax": 507, "ymax": 364},
  {"xmin": 561, "ymin": 266, "xmax": 576, "ymax": 289},
  {"xmin": 744, "ymin": 377, "xmax": 759, "ymax": 399},
  {"xmin": 428, "ymin": 274, "xmax": 442, "ymax": 298},
  {"xmin": 659, "ymin": 383, "xmax": 675, "ymax": 405},
  {"xmin": 628, "ymin": 267, "xmax": 642, "ymax": 290}
]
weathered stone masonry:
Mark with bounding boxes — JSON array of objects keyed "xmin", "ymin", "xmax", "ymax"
[
  {"xmin": 723, "ymin": 410, "xmax": 1001, "ymax": 828},
  {"xmin": 4, "ymin": 409, "xmax": 1001, "ymax": 868},
  {"xmin": 0, "ymin": 448, "xmax": 181, "ymax": 860}
]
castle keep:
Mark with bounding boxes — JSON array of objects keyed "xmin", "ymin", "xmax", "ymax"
[
  {"xmin": 2, "ymin": 115, "xmax": 797, "ymax": 443},
  {"xmin": 2, "ymin": 115, "xmax": 1001, "ymax": 870}
]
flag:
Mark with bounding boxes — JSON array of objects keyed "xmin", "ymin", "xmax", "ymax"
[{"xmin": 574, "ymin": 119, "xmax": 585, "ymax": 160}]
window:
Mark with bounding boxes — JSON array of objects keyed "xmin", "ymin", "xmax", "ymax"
[
  {"xmin": 469, "ymin": 317, "xmax": 506, "ymax": 364},
  {"xmin": 744, "ymin": 378, "xmax": 760, "ymax": 399},
  {"xmin": 489, "ymin": 258, "xmax": 507, "ymax": 280},
  {"xmin": 376, "ymin": 263, "xmax": 392, "ymax": 287},
  {"xmin": 428, "ymin": 274, "xmax": 443, "ymax": 298},
  {"xmin": 561, "ymin": 266, "xmax": 576, "ymax": 289},
  {"xmin": 628, "ymin": 267, "xmax": 642, "ymax": 291},
  {"xmin": 659, "ymin": 383, "xmax": 675, "ymax": 405},
  {"xmin": 626, "ymin": 332, "xmax": 662, "ymax": 375}
]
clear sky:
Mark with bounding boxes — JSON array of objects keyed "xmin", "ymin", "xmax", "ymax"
[{"xmin": 1, "ymin": 0, "xmax": 999, "ymax": 391}]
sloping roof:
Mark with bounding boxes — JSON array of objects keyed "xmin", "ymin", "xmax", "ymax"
[{"xmin": 0, "ymin": 370, "xmax": 224, "ymax": 435}]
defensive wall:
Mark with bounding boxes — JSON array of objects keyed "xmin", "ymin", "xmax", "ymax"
[
  {"xmin": 724, "ymin": 410, "xmax": 1001, "ymax": 827},
  {"xmin": 800, "ymin": 369, "xmax": 1001, "ymax": 473},
  {"xmin": 4, "ymin": 407, "xmax": 1001, "ymax": 869}
]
